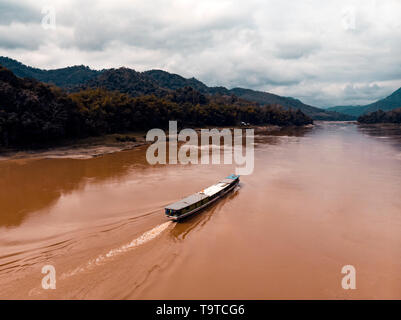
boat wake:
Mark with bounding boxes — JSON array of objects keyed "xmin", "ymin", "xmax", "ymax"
[
  {"xmin": 60, "ymin": 221, "xmax": 172, "ymax": 280},
  {"xmin": 0, "ymin": 207, "xmax": 165, "ymax": 277}
]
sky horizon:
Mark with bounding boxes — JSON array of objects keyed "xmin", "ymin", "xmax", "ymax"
[{"xmin": 1, "ymin": 0, "xmax": 401, "ymax": 108}]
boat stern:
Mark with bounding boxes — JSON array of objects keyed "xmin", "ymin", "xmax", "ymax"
[{"xmin": 165, "ymin": 208, "xmax": 181, "ymax": 221}]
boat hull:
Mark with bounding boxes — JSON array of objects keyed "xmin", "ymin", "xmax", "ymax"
[{"xmin": 165, "ymin": 178, "xmax": 239, "ymax": 221}]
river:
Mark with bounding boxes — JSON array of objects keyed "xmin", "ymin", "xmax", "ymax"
[{"xmin": 0, "ymin": 121, "xmax": 401, "ymax": 299}]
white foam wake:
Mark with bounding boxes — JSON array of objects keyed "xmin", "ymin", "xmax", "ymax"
[{"xmin": 60, "ymin": 221, "xmax": 172, "ymax": 280}]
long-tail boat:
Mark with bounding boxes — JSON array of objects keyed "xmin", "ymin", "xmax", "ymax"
[{"xmin": 165, "ymin": 174, "xmax": 240, "ymax": 221}]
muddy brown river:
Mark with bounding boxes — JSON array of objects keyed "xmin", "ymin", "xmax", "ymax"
[{"xmin": 0, "ymin": 122, "xmax": 401, "ymax": 299}]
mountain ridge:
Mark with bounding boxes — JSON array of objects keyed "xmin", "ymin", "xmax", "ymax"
[
  {"xmin": 0, "ymin": 56, "xmax": 352, "ymax": 120},
  {"xmin": 0, "ymin": 65, "xmax": 313, "ymax": 147},
  {"xmin": 327, "ymin": 87, "xmax": 401, "ymax": 117}
]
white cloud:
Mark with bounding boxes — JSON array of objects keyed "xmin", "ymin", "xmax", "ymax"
[{"xmin": 0, "ymin": 0, "xmax": 401, "ymax": 107}]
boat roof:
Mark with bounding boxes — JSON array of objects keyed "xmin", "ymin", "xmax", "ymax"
[
  {"xmin": 202, "ymin": 181, "xmax": 231, "ymax": 196},
  {"xmin": 165, "ymin": 192, "xmax": 208, "ymax": 210}
]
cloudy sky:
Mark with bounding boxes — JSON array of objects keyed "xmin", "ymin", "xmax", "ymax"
[{"xmin": 1, "ymin": 0, "xmax": 401, "ymax": 107}]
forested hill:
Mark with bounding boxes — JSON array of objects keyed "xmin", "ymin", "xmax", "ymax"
[
  {"xmin": 358, "ymin": 108, "xmax": 401, "ymax": 124},
  {"xmin": 0, "ymin": 66, "xmax": 81, "ymax": 146},
  {"xmin": 0, "ymin": 56, "xmax": 100, "ymax": 88},
  {"xmin": 0, "ymin": 66, "xmax": 313, "ymax": 148},
  {"xmin": 144, "ymin": 69, "xmax": 209, "ymax": 93},
  {"xmin": 80, "ymin": 68, "xmax": 168, "ymax": 97},
  {"xmin": 0, "ymin": 56, "xmax": 351, "ymax": 121}
]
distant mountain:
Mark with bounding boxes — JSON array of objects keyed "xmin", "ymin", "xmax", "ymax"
[
  {"xmin": 364, "ymin": 87, "xmax": 401, "ymax": 113},
  {"xmin": 0, "ymin": 66, "xmax": 313, "ymax": 147},
  {"xmin": 143, "ymin": 71, "xmax": 352, "ymax": 120},
  {"xmin": 222, "ymin": 88, "xmax": 353, "ymax": 121},
  {"xmin": 327, "ymin": 87, "xmax": 401, "ymax": 117},
  {"xmin": 0, "ymin": 56, "xmax": 351, "ymax": 120},
  {"xmin": 326, "ymin": 105, "xmax": 367, "ymax": 117}
]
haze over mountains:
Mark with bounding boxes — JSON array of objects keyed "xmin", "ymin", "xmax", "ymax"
[
  {"xmin": 0, "ymin": 57, "xmax": 352, "ymax": 121},
  {"xmin": 327, "ymin": 88, "xmax": 401, "ymax": 117}
]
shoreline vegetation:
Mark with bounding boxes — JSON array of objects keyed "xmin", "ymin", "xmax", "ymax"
[
  {"xmin": 357, "ymin": 108, "xmax": 401, "ymax": 124},
  {"xmin": 0, "ymin": 65, "xmax": 313, "ymax": 152}
]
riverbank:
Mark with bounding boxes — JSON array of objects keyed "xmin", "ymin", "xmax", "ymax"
[
  {"xmin": 0, "ymin": 124, "xmax": 309, "ymax": 161},
  {"xmin": 357, "ymin": 122, "xmax": 401, "ymax": 128},
  {"xmin": 0, "ymin": 132, "xmax": 148, "ymax": 161}
]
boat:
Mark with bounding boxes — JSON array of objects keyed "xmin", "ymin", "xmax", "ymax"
[{"xmin": 165, "ymin": 174, "xmax": 240, "ymax": 221}]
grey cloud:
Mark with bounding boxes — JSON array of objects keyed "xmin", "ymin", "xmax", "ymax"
[
  {"xmin": 0, "ymin": 1, "xmax": 41, "ymax": 25},
  {"xmin": 1, "ymin": 0, "xmax": 401, "ymax": 107},
  {"xmin": 48, "ymin": 0, "xmax": 256, "ymax": 52},
  {"xmin": 274, "ymin": 42, "xmax": 321, "ymax": 60},
  {"xmin": 0, "ymin": 37, "xmax": 38, "ymax": 50},
  {"xmin": 342, "ymin": 83, "xmax": 391, "ymax": 104},
  {"xmin": 0, "ymin": 24, "xmax": 45, "ymax": 50}
]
